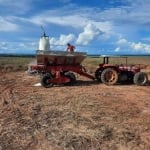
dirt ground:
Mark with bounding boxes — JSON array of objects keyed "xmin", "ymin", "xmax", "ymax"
[{"xmin": 0, "ymin": 71, "xmax": 150, "ymax": 150}]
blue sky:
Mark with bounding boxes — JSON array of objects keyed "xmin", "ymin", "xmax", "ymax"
[{"xmin": 0, "ymin": 0, "xmax": 150, "ymax": 55}]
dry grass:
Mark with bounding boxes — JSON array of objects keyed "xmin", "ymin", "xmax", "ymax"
[
  {"xmin": 0, "ymin": 57, "xmax": 34, "ymax": 72},
  {"xmin": 0, "ymin": 56, "xmax": 150, "ymax": 150},
  {"xmin": 0, "ymin": 56, "xmax": 150, "ymax": 73},
  {"xmin": 0, "ymin": 73, "xmax": 150, "ymax": 150},
  {"xmin": 82, "ymin": 56, "xmax": 150, "ymax": 72}
]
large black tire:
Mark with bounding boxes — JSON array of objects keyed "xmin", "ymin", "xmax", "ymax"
[
  {"xmin": 95, "ymin": 69, "xmax": 102, "ymax": 82},
  {"xmin": 101, "ymin": 68, "xmax": 118, "ymax": 85},
  {"xmin": 133, "ymin": 72, "xmax": 148, "ymax": 86},
  {"xmin": 64, "ymin": 72, "xmax": 76, "ymax": 86},
  {"xmin": 41, "ymin": 74, "xmax": 54, "ymax": 88}
]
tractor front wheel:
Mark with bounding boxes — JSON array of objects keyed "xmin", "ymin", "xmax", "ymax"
[
  {"xmin": 133, "ymin": 72, "xmax": 148, "ymax": 86},
  {"xmin": 41, "ymin": 74, "xmax": 54, "ymax": 88},
  {"xmin": 101, "ymin": 68, "xmax": 118, "ymax": 85}
]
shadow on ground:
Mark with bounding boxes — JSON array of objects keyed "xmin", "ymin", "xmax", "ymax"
[{"xmin": 73, "ymin": 80, "xmax": 150, "ymax": 87}]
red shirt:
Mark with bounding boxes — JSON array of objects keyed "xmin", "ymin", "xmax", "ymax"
[{"xmin": 67, "ymin": 45, "xmax": 75, "ymax": 52}]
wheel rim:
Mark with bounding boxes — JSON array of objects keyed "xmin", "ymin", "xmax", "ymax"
[
  {"xmin": 45, "ymin": 78, "xmax": 51, "ymax": 85},
  {"xmin": 105, "ymin": 70, "xmax": 116, "ymax": 83}
]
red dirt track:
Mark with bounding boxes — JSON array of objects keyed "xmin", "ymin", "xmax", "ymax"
[{"xmin": 0, "ymin": 71, "xmax": 150, "ymax": 150}]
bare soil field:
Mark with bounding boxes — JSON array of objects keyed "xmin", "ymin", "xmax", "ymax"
[{"xmin": 0, "ymin": 70, "xmax": 150, "ymax": 150}]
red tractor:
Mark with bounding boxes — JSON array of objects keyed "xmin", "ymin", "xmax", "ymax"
[
  {"xmin": 29, "ymin": 52, "xmax": 148, "ymax": 87},
  {"xmin": 95, "ymin": 56, "xmax": 148, "ymax": 86}
]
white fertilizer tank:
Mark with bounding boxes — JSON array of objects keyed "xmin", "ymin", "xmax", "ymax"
[{"xmin": 39, "ymin": 33, "xmax": 50, "ymax": 51}]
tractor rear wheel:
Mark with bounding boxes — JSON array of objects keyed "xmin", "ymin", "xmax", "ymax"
[
  {"xmin": 41, "ymin": 74, "xmax": 54, "ymax": 88},
  {"xmin": 133, "ymin": 72, "xmax": 148, "ymax": 86},
  {"xmin": 64, "ymin": 72, "xmax": 76, "ymax": 86},
  {"xmin": 101, "ymin": 68, "xmax": 118, "ymax": 85}
]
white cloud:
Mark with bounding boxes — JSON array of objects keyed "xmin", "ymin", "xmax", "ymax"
[
  {"xmin": 0, "ymin": 41, "xmax": 37, "ymax": 53},
  {"xmin": 96, "ymin": 0, "xmax": 150, "ymax": 26},
  {"xmin": 50, "ymin": 34, "xmax": 76, "ymax": 46},
  {"xmin": 0, "ymin": 17, "xmax": 18, "ymax": 31},
  {"xmin": 0, "ymin": 42, "xmax": 7, "ymax": 46},
  {"xmin": 2, "ymin": 0, "xmax": 149, "ymax": 28},
  {"xmin": 116, "ymin": 38, "xmax": 150, "ymax": 53},
  {"xmin": 92, "ymin": 21, "xmax": 113, "ymax": 34},
  {"xmin": 30, "ymin": 14, "xmax": 89, "ymax": 28},
  {"xmin": 115, "ymin": 47, "xmax": 120, "ymax": 52},
  {"xmin": 76, "ymin": 23, "xmax": 102, "ymax": 45},
  {"xmin": 29, "ymin": 13, "xmax": 114, "ymax": 44},
  {"xmin": 0, "ymin": 0, "xmax": 149, "ymax": 54},
  {"xmin": 0, "ymin": 0, "xmax": 31, "ymax": 14},
  {"xmin": 27, "ymin": 5, "xmax": 114, "ymax": 33},
  {"xmin": 131, "ymin": 42, "xmax": 150, "ymax": 52},
  {"xmin": 117, "ymin": 38, "xmax": 128, "ymax": 45},
  {"xmin": 0, "ymin": 42, "xmax": 8, "ymax": 51}
]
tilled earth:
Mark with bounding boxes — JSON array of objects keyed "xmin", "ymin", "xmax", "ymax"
[{"xmin": 0, "ymin": 71, "xmax": 150, "ymax": 150}]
